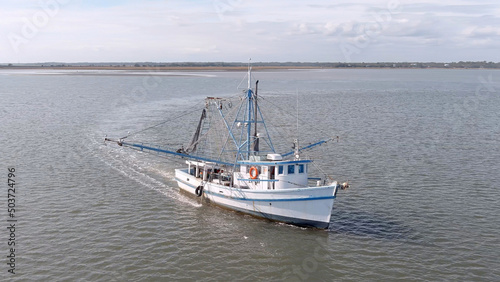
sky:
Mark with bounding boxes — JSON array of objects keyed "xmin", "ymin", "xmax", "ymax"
[{"xmin": 1, "ymin": 0, "xmax": 499, "ymax": 63}]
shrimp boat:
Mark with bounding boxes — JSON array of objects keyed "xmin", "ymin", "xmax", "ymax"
[{"xmin": 105, "ymin": 66, "xmax": 348, "ymax": 228}]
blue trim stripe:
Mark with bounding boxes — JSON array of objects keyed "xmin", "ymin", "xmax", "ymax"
[
  {"xmin": 204, "ymin": 190, "xmax": 335, "ymax": 202},
  {"xmin": 238, "ymin": 159, "xmax": 312, "ymax": 165},
  {"xmin": 237, "ymin": 178, "xmax": 279, "ymax": 182}
]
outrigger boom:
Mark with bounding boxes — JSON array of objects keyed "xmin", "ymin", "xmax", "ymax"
[{"xmin": 104, "ymin": 138, "xmax": 237, "ymax": 167}]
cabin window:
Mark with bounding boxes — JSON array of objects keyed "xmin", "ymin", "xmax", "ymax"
[
  {"xmin": 298, "ymin": 164, "xmax": 305, "ymax": 173},
  {"xmin": 288, "ymin": 165, "xmax": 295, "ymax": 174},
  {"xmin": 278, "ymin": 165, "xmax": 283, "ymax": 175}
]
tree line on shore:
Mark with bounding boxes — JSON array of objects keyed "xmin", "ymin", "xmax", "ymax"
[{"xmin": 2, "ymin": 61, "xmax": 500, "ymax": 69}]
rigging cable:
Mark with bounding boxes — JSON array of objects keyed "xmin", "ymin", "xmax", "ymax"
[
  {"xmin": 260, "ymin": 95, "xmax": 339, "ymax": 140},
  {"xmin": 120, "ymin": 101, "xmax": 205, "ymax": 140},
  {"xmin": 257, "ymin": 95, "xmax": 340, "ymax": 157}
]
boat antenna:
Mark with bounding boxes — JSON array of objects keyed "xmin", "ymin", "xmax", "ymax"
[
  {"xmin": 294, "ymin": 88, "xmax": 300, "ymax": 160},
  {"xmin": 247, "ymin": 58, "xmax": 252, "ymax": 89},
  {"xmin": 296, "ymin": 88, "xmax": 299, "ymax": 139}
]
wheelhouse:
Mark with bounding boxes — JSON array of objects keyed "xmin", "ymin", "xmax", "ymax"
[{"xmin": 235, "ymin": 153, "xmax": 311, "ymax": 190}]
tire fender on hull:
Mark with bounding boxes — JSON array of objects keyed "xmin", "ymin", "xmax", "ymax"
[{"xmin": 195, "ymin": 185, "xmax": 204, "ymax": 197}]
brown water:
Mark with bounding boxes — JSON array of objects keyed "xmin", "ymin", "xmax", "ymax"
[{"xmin": 1, "ymin": 68, "xmax": 499, "ymax": 281}]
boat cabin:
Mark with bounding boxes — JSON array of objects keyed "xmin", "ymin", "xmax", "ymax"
[
  {"xmin": 235, "ymin": 153, "xmax": 311, "ymax": 190},
  {"xmin": 185, "ymin": 153, "xmax": 312, "ymax": 190}
]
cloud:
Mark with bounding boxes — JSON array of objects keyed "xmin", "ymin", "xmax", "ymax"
[
  {"xmin": 401, "ymin": 3, "xmax": 498, "ymax": 15},
  {"xmin": 1, "ymin": 0, "xmax": 499, "ymax": 63},
  {"xmin": 464, "ymin": 26, "xmax": 500, "ymax": 38}
]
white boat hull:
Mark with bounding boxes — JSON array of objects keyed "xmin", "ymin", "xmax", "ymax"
[{"xmin": 175, "ymin": 168, "xmax": 337, "ymax": 228}]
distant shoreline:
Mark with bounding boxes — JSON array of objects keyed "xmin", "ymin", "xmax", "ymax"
[
  {"xmin": 0, "ymin": 65, "xmax": 318, "ymax": 71},
  {"xmin": 2, "ymin": 61, "xmax": 500, "ymax": 71},
  {"xmin": 1, "ymin": 65, "xmax": 499, "ymax": 71}
]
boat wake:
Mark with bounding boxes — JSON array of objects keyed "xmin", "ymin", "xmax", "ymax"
[
  {"xmin": 91, "ymin": 133, "xmax": 202, "ymax": 208},
  {"xmin": 121, "ymin": 163, "xmax": 201, "ymax": 208}
]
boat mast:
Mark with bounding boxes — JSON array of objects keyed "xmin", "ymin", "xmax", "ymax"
[
  {"xmin": 253, "ymin": 80, "xmax": 259, "ymax": 153},
  {"xmin": 246, "ymin": 63, "xmax": 253, "ymax": 159},
  {"xmin": 230, "ymin": 60, "xmax": 274, "ymax": 160}
]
